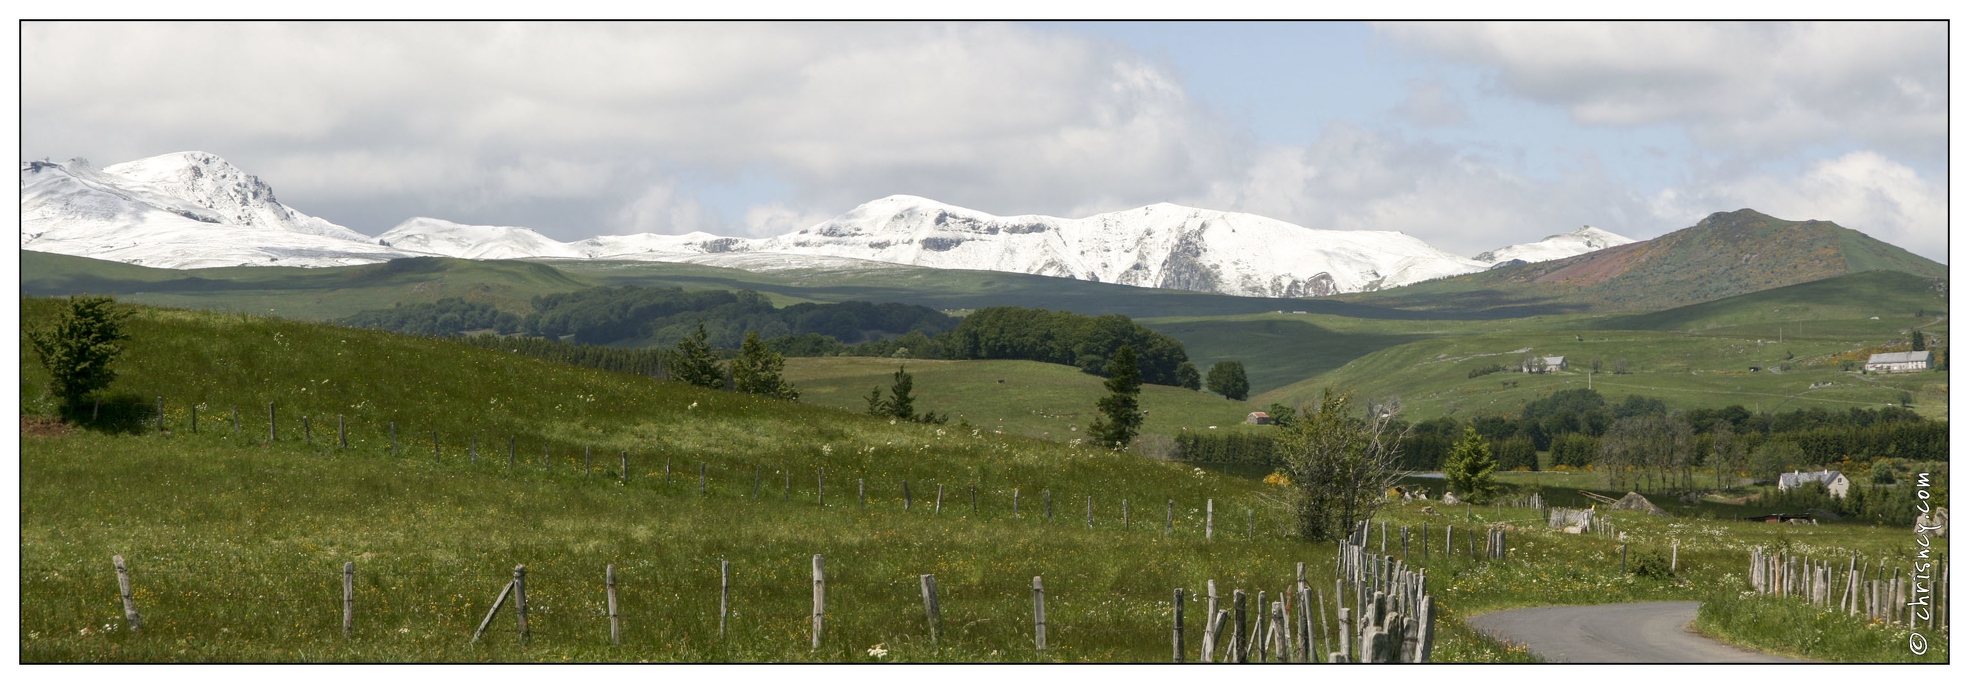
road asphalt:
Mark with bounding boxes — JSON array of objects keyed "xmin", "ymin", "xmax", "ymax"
[{"xmin": 1465, "ymin": 601, "xmax": 1806, "ymax": 663}]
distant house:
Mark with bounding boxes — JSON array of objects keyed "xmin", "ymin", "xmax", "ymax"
[
  {"xmin": 1522, "ymin": 356, "xmax": 1567, "ymax": 374},
  {"xmin": 1778, "ymin": 469, "xmax": 1851, "ymax": 498},
  {"xmin": 1746, "ymin": 513, "xmax": 1816, "ymax": 524},
  {"xmin": 1865, "ymin": 350, "xmax": 1931, "ymax": 373},
  {"xmin": 1245, "ymin": 411, "xmax": 1271, "ymax": 425}
]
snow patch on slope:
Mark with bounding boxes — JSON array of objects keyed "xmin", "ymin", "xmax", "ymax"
[
  {"xmin": 1475, "ymin": 226, "xmax": 1635, "ymax": 267},
  {"xmin": 20, "ymin": 155, "xmax": 418, "ymax": 269}
]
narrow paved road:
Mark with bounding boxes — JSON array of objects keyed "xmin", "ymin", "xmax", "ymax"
[{"xmin": 1466, "ymin": 601, "xmax": 1805, "ymax": 663}]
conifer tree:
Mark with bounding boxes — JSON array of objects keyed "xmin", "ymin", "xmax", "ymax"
[
  {"xmin": 1089, "ymin": 346, "xmax": 1144, "ymax": 448},
  {"xmin": 730, "ymin": 331, "xmax": 798, "ymax": 400},
  {"xmin": 669, "ymin": 321, "xmax": 726, "ymax": 390},
  {"xmin": 1443, "ymin": 427, "xmax": 1499, "ymax": 503},
  {"xmin": 28, "ymin": 295, "xmax": 130, "ymax": 418}
]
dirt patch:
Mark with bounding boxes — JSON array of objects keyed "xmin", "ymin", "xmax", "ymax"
[
  {"xmin": 1531, "ymin": 240, "xmax": 1656, "ymax": 287},
  {"xmin": 21, "ymin": 415, "xmax": 73, "ymax": 438}
]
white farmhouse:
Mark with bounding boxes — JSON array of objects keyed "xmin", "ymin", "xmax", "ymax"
[
  {"xmin": 1778, "ymin": 469, "xmax": 1851, "ymax": 498},
  {"xmin": 1522, "ymin": 356, "xmax": 1567, "ymax": 374},
  {"xmin": 1865, "ymin": 351, "xmax": 1931, "ymax": 373}
]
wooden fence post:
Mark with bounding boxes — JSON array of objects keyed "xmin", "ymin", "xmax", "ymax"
[
  {"xmin": 508, "ymin": 435, "xmax": 515, "ymax": 467},
  {"xmin": 1087, "ymin": 495, "xmax": 1094, "ymax": 528},
  {"xmin": 971, "ymin": 485, "xmax": 977, "ymax": 513},
  {"xmin": 606, "ymin": 564, "xmax": 620, "ymax": 646},
  {"xmin": 471, "ymin": 579, "xmax": 515, "ymax": 644},
  {"xmin": 621, "ymin": 451, "xmax": 628, "ymax": 483},
  {"xmin": 112, "ymin": 555, "xmax": 141, "ymax": 633},
  {"xmin": 303, "ymin": 415, "xmax": 311, "ymax": 444},
  {"xmin": 1032, "ymin": 576, "xmax": 1047, "ymax": 654},
  {"xmin": 343, "ymin": 561, "xmax": 355, "ymax": 639},
  {"xmin": 904, "ymin": 481, "xmax": 912, "ymax": 510},
  {"xmin": 784, "ymin": 470, "xmax": 791, "ymax": 500},
  {"xmin": 720, "ymin": 559, "xmax": 731, "ymax": 638},
  {"xmin": 1231, "ymin": 589, "xmax": 1248, "ymax": 663},
  {"xmin": 1123, "ymin": 498, "xmax": 1130, "ymax": 531},
  {"xmin": 811, "ymin": 555, "xmax": 825, "ymax": 650},
  {"xmin": 339, "ymin": 414, "xmax": 346, "ymax": 449},
  {"xmin": 1172, "ymin": 587, "xmax": 1186, "ymax": 663},
  {"xmin": 1253, "ymin": 589, "xmax": 1267, "ymax": 662},
  {"xmin": 818, "ymin": 468, "xmax": 825, "ymax": 506},
  {"xmin": 858, "ymin": 479, "xmax": 865, "ymax": 508},
  {"xmin": 1415, "ymin": 595, "xmax": 1435, "ymax": 663},
  {"xmin": 1336, "ymin": 607, "xmax": 1352, "ymax": 662},
  {"xmin": 1206, "ymin": 499, "xmax": 1214, "ymax": 541},
  {"xmin": 936, "ymin": 484, "xmax": 944, "ymax": 515},
  {"xmin": 232, "ymin": 406, "xmax": 239, "ymax": 435},
  {"xmin": 513, "ymin": 565, "xmax": 529, "ymax": 643},
  {"xmin": 1671, "ymin": 540, "xmax": 1678, "ymax": 573},
  {"xmin": 471, "ymin": 437, "xmax": 478, "ymax": 465},
  {"xmin": 1013, "ymin": 488, "xmax": 1020, "ymax": 518},
  {"xmin": 921, "ymin": 574, "xmax": 942, "ymax": 644},
  {"xmin": 268, "ymin": 402, "xmax": 276, "ymax": 442},
  {"xmin": 1204, "ymin": 580, "xmax": 1219, "ymax": 661},
  {"xmin": 1166, "ymin": 499, "xmax": 1174, "ymax": 536},
  {"xmin": 699, "ymin": 462, "xmax": 706, "ymax": 495}
]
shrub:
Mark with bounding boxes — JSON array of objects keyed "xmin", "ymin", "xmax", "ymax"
[
  {"xmin": 1629, "ymin": 547, "xmax": 1673, "ymax": 579},
  {"xmin": 27, "ymin": 295, "xmax": 131, "ymax": 418}
]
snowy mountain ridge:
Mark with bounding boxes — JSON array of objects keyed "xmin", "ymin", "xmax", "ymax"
[
  {"xmin": 1474, "ymin": 226, "xmax": 1637, "ymax": 268},
  {"xmin": 22, "ymin": 152, "xmax": 1636, "ymax": 297}
]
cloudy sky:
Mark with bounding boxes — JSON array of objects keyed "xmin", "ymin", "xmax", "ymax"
[{"xmin": 20, "ymin": 21, "xmax": 1948, "ymax": 261}]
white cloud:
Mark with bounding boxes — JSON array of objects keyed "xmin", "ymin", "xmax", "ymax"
[
  {"xmin": 1380, "ymin": 22, "xmax": 1946, "ymax": 160},
  {"xmin": 613, "ymin": 179, "xmax": 721, "ymax": 236},
  {"xmin": 1195, "ymin": 123, "xmax": 1653, "ymax": 257},
  {"xmin": 1391, "ymin": 80, "xmax": 1468, "ymax": 127},
  {"xmin": 1648, "ymin": 151, "xmax": 1946, "ymax": 262},
  {"xmin": 22, "ymin": 22, "xmax": 1227, "ymax": 236}
]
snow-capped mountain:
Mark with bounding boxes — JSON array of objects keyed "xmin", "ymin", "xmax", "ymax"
[
  {"xmin": 20, "ymin": 154, "xmax": 419, "ymax": 268},
  {"xmin": 1474, "ymin": 226, "xmax": 1635, "ymax": 268},
  {"xmin": 375, "ymin": 217, "xmax": 587, "ymax": 260},
  {"xmin": 742, "ymin": 195, "xmax": 1487, "ymax": 296},
  {"xmin": 22, "ymin": 151, "xmax": 1639, "ymax": 297}
]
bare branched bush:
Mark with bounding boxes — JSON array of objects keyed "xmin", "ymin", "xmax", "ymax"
[{"xmin": 1277, "ymin": 388, "xmax": 1409, "ymax": 542}]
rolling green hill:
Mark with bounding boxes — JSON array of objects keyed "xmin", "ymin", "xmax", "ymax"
[
  {"xmin": 21, "ymin": 252, "xmax": 598, "ymax": 320},
  {"xmin": 18, "ymin": 298, "xmax": 1947, "ymax": 662},
  {"xmin": 1256, "ymin": 321, "xmax": 1948, "ymax": 421},
  {"xmin": 16, "ymin": 298, "xmax": 1342, "ymax": 662},
  {"xmin": 780, "ymin": 357, "xmax": 1262, "ymax": 441},
  {"xmin": 1341, "ymin": 209, "xmax": 1948, "ymax": 314},
  {"xmin": 1597, "ymin": 269, "xmax": 1948, "ymax": 332}
]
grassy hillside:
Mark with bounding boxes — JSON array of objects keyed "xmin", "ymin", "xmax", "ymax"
[
  {"xmin": 781, "ymin": 357, "xmax": 1261, "ymax": 441},
  {"xmin": 1138, "ymin": 315, "xmax": 1431, "ymax": 396},
  {"xmin": 1598, "ymin": 269, "xmax": 1948, "ymax": 332},
  {"xmin": 18, "ymin": 298, "xmax": 1472, "ymax": 662},
  {"xmin": 1258, "ymin": 323, "xmax": 1948, "ymax": 420},
  {"xmin": 21, "ymin": 252, "xmax": 600, "ymax": 321},
  {"xmin": 20, "ymin": 299, "xmax": 1943, "ymax": 662},
  {"xmin": 25, "ymin": 250, "xmax": 1450, "ymax": 324},
  {"xmin": 1341, "ymin": 209, "xmax": 1948, "ymax": 314}
]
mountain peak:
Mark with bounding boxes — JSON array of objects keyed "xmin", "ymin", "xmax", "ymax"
[{"xmin": 1474, "ymin": 225, "xmax": 1636, "ymax": 265}]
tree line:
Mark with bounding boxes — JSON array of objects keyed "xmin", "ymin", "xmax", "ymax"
[{"xmin": 1177, "ymin": 386, "xmax": 1945, "ymax": 489}]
